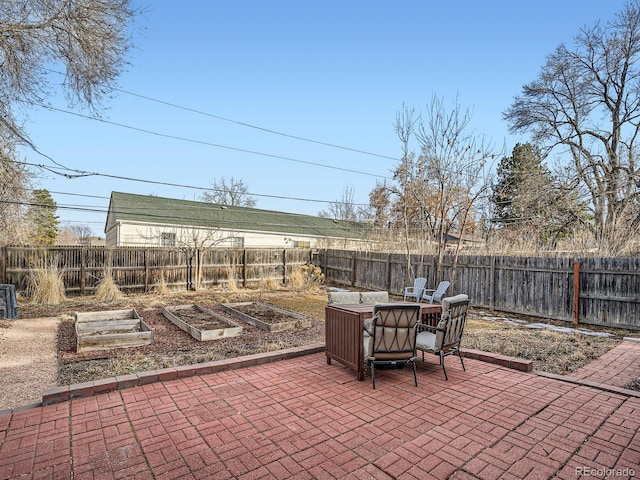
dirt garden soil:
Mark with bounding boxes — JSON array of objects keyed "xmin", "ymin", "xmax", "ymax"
[{"xmin": 55, "ymin": 295, "xmax": 324, "ymax": 386}]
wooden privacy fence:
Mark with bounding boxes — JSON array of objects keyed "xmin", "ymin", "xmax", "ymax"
[
  {"xmin": 319, "ymin": 249, "xmax": 640, "ymax": 330},
  {"xmin": 0, "ymin": 246, "xmax": 315, "ymax": 296}
]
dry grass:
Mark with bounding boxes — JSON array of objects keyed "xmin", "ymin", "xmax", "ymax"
[
  {"xmin": 462, "ymin": 320, "xmax": 621, "ymax": 374},
  {"xmin": 286, "ymin": 264, "xmax": 325, "ymax": 290},
  {"xmin": 94, "ymin": 269, "xmax": 123, "ymax": 302},
  {"xmin": 28, "ymin": 263, "xmax": 66, "ymax": 305},
  {"xmin": 226, "ymin": 267, "xmax": 239, "ymax": 293},
  {"xmin": 258, "ymin": 277, "xmax": 282, "ymax": 291},
  {"xmin": 152, "ymin": 275, "xmax": 171, "ymax": 295}
]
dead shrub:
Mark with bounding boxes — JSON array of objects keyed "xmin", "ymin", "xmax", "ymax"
[
  {"xmin": 287, "ymin": 264, "xmax": 325, "ymax": 291},
  {"xmin": 28, "ymin": 261, "xmax": 66, "ymax": 305},
  {"xmin": 152, "ymin": 274, "xmax": 171, "ymax": 295},
  {"xmin": 95, "ymin": 269, "xmax": 123, "ymax": 302},
  {"xmin": 259, "ymin": 276, "xmax": 282, "ymax": 291}
]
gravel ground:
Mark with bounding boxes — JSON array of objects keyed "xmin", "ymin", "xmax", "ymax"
[{"xmin": 0, "ymin": 317, "xmax": 59, "ymax": 411}]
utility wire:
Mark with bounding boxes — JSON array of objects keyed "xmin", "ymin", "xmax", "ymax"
[
  {"xmin": 20, "ymin": 161, "xmax": 369, "ymax": 206},
  {"xmin": 115, "ymin": 88, "xmax": 399, "ymax": 161},
  {"xmin": 35, "ymin": 103, "xmax": 392, "ymax": 180}
]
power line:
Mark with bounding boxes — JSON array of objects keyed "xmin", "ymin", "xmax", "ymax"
[
  {"xmin": 34, "ymin": 103, "xmax": 393, "ymax": 180},
  {"xmin": 115, "ymin": 88, "xmax": 399, "ymax": 161},
  {"xmin": 21, "ymin": 162, "xmax": 373, "ymax": 206}
]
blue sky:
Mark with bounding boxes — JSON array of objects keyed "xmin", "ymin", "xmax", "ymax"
[{"xmin": 22, "ymin": 0, "xmax": 626, "ymax": 236}]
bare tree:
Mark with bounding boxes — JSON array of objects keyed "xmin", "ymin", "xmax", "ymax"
[
  {"xmin": 393, "ymin": 105, "xmax": 420, "ymax": 279},
  {"xmin": 414, "ymin": 95, "xmax": 495, "ymax": 287},
  {"xmin": 0, "ymin": 0, "xmax": 136, "ymax": 239},
  {"xmin": 0, "ymin": 136, "xmax": 31, "ymax": 244},
  {"xmin": 504, "ymin": 1, "xmax": 640, "ymax": 253},
  {"xmin": 139, "ymin": 225, "xmax": 242, "ymax": 290},
  {"xmin": 318, "ymin": 184, "xmax": 359, "ymax": 221},
  {"xmin": 70, "ymin": 224, "xmax": 94, "ymax": 244},
  {"xmin": 1, "ymin": 0, "xmax": 136, "ymax": 140},
  {"xmin": 201, "ymin": 177, "xmax": 257, "ymax": 207},
  {"xmin": 380, "ymin": 97, "xmax": 496, "ymax": 287}
]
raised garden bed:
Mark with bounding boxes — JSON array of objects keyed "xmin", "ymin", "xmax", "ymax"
[
  {"xmin": 221, "ymin": 301, "xmax": 312, "ymax": 332},
  {"xmin": 162, "ymin": 304, "xmax": 243, "ymax": 341},
  {"xmin": 75, "ymin": 309, "xmax": 153, "ymax": 353}
]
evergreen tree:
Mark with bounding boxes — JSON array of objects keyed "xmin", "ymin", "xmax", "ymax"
[
  {"xmin": 28, "ymin": 189, "xmax": 59, "ymax": 245},
  {"xmin": 492, "ymin": 143, "xmax": 588, "ymax": 247},
  {"xmin": 492, "ymin": 143, "xmax": 552, "ymax": 226}
]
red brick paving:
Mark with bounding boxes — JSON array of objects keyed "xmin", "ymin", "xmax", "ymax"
[
  {"xmin": 571, "ymin": 339, "xmax": 640, "ymax": 388},
  {"xmin": 0, "ymin": 344, "xmax": 639, "ymax": 479}
]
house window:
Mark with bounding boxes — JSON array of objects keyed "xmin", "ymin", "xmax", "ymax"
[
  {"xmin": 293, "ymin": 240, "xmax": 311, "ymax": 248},
  {"xmin": 160, "ymin": 232, "xmax": 176, "ymax": 247},
  {"xmin": 229, "ymin": 236, "xmax": 244, "ymax": 248}
]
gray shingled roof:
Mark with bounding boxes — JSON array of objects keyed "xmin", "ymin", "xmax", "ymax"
[{"xmin": 107, "ymin": 192, "xmax": 366, "ymax": 239}]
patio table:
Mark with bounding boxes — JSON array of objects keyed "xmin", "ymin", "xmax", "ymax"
[{"xmin": 325, "ymin": 302, "xmax": 442, "ymax": 381}]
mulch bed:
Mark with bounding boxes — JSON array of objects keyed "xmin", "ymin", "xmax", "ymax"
[{"xmin": 57, "ymin": 301, "xmax": 323, "ymax": 386}]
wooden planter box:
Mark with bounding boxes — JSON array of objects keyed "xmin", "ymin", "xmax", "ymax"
[
  {"xmin": 221, "ymin": 302, "xmax": 312, "ymax": 332},
  {"xmin": 162, "ymin": 305, "xmax": 243, "ymax": 341},
  {"xmin": 75, "ymin": 309, "xmax": 153, "ymax": 353}
]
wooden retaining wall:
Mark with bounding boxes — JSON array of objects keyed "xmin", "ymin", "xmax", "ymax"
[{"xmin": 319, "ymin": 249, "xmax": 640, "ymax": 330}]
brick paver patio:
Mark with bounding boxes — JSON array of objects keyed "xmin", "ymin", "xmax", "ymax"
[{"xmin": 0, "ymin": 343, "xmax": 639, "ymax": 479}]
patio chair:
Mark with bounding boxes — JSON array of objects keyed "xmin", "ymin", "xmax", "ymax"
[
  {"xmin": 422, "ymin": 281, "xmax": 451, "ymax": 304},
  {"xmin": 416, "ymin": 294, "xmax": 469, "ymax": 380},
  {"xmin": 403, "ymin": 277, "xmax": 427, "ymax": 302},
  {"xmin": 363, "ymin": 303, "xmax": 421, "ymax": 389}
]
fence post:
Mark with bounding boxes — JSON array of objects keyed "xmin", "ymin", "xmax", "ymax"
[
  {"xmin": 144, "ymin": 249, "xmax": 149, "ymax": 293},
  {"xmin": 573, "ymin": 261, "xmax": 580, "ymax": 325},
  {"xmin": 282, "ymin": 249, "xmax": 287, "ymax": 284},
  {"xmin": 80, "ymin": 248, "xmax": 86, "ymax": 296},
  {"xmin": 242, "ymin": 249, "xmax": 247, "ymax": 287},
  {"xmin": 0, "ymin": 246, "xmax": 5, "ymax": 284},
  {"xmin": 350, "ymin": 251, "xmax": 356, "ymax": 286},
  {"xmin": 489, "ymin": 255, "xmax": 495, "ymax": 312},
  {"xmin": 386, "ymin": 253, "xmax": 392, "ymax": 292}
]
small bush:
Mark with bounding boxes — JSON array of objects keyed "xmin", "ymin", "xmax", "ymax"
[
  {"xmin": 152, "ymin": 275, "xmax": 171, "ymax": 295},
  {"xmin": 95, "ymin": 269, "xmax": 123, "ymax": 302},
  {"xmin": 287, "ymin": 264, "xmax": 325, "ymax": 290},
  {"xmin": 259, "ymin": 276, "xmax": 282, "ymax": 291},
  {"xmin": 28, "ymin": 262, "xmax": 66, "ymax": 305}
]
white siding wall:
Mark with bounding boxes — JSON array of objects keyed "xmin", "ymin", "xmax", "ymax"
[{"xmin": 106, "ymin": 221, "xmax": 325, "ymax": 248}]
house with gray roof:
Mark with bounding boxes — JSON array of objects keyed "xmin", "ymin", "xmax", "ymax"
[{"xmin": 105, "ymin": 192, "xmax": 368, "ymax": 248}]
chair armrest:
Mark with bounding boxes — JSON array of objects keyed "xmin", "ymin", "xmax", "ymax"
[
  {"xmin": 423, "ymin": 289, "xmax": 436, "ymax": 294},
  {"xmin": 363, "ymin": 313, "xmax": 378, "ymax": 335},
  {"xmin": 418, "ymin": 323, "xmax": 445, "ymax": 333}
]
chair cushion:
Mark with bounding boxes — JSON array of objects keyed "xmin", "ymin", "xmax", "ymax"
[
  {"xmin": 327, "ymin": 291, "xmax": 360, "ymax": 304},
  {"xmin": 360, "ymin": 291, "xmax": 389, "ymax": 303},
  {"xmin": 441, "ymin": 294, "xmax": 469, "ymax": 311},
  {"xmin": 416, "ymin": 331, "xmax": 437, "ymax": 352},
  {"xmin": 363, "ymin": 334, "xmax": 372, "ymax": 358}
]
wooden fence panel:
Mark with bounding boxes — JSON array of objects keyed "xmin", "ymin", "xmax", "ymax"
[
  {"xmin": 451, "ymin": 255, "xmax": 493, "ymax": 307},
  {"xmin": 243, "ymin": 249, "xmax": 284, "ymax": 287},
  {"xmin": 322, "ymin": 249, "xmax": 354, "ymax": 286},
  {"xmin": 199, "ymin": 249, "xmax": 243, "ymax": 288},
  {"xmin": 284, "ymin": 249, "xmax": 312, "ymax": 281},
  {"xmin": 578, "ymin": 257, "xmax": 640, "ymax": 329},
  {"xmin": 353, "ymin": 251, "xmax": 389, "ymax": 291},
  {"xmin": 1, "ymin": 246, "xmax": 312, "ymax": 296},
  {"xmin": 319, "ymin": 249, "xmax": 640, "ymax": 330}
]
